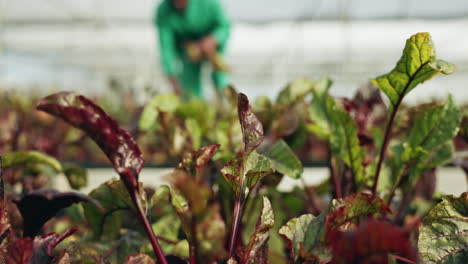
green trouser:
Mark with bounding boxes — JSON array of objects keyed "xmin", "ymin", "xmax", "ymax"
[{"xmin": 177, "ymin": 47, "xmax": 229, "ymax": 99}]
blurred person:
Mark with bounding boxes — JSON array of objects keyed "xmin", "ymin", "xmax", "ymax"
[{"xmin": 155, "ymin": 0, "xmax": 231, "ymax": 99}]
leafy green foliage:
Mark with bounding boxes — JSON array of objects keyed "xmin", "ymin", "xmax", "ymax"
[
  {"xmin": 276, "ymin": 78, "xmax": 315, "ymax": 105},
  {"xmin": 240, "ymin": 197, "xmax": 274, "ymax": 264},
  {"xmin": 2, "ymin": 151, "xmax": 62, "ymax": 172},
  {"xmin": 63, "ymin": 165, "xmax": 88, "ymax": 190},
  {"xmin": 308, "ymin": 78, "xmax": 365, "ymax": 185},
  {"xmin": 419, "ymin": 192, "xmax": 468, "ymax": 264},
  {"xmin": 260, "ymin": 140, "xmax": 303, "ymax": 179},
  {"xmin": 222, "ymin": 151, "xmax": 273, "ymax": 196},
  {"xmin": 326, "ymin": 193, "xmax": 391, "ymax": 234},
  {"xmin": 372, "ymin": 32, "xmax": 455, "ymax": 109},
  {"xmin": 0, "ymin": 32, "xmax": 465, "ymax": 263},
  {"xmin": 391, "ymin": 96, "xmax": 461, "ymax": 191},
  {"xmin": 139, "ymin": 93, "xmax": 181, "ymax": 132},
  {"xmin": 279, "ymin": 212, "xmax": 330, "ymax": 263},
  {"xmin": 83, "ymin": 179, "xmax": 144, "ymax": 240}
]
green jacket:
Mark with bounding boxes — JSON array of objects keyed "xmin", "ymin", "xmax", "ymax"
[{"xmin": 155, "ymin": 0, "xmax": 231, "ymax": 76}]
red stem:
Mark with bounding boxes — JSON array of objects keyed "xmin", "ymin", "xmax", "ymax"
[
  {"xmin": 331, "ymin": 156, "xmax": 342, "ymax": 199},
  {"xmin": 371, "ymin": 103, "xmax": 401, "ymax": 196},
  {"xmin": 189, "ymin": 217, "xmax": 198, "ymax": 264},
  {"xmin": 131, "ymin": 191, "xmax": 168, "ymax": 264},
  {"xmin": 229, "ymin": 191, "xmax": 245, "ymax": 257},
  {"xmin": 394, "ymin": 255, "xmax": 417, "ymax": 264}
]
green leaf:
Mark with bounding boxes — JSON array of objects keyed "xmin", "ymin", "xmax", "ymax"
[
  {"xmin": 372, "ymin": 32, "xmax": 455, "ymax": 108},
  {"xmin": 221, "ymin": 151, "xmax": 273, "ymax": 196},
  {"xmin": 276, "ymin": 78, "xmax": 315, "ymax": 105},
  {"xmin": 242, "ymin": 197, "xmax": 274, "ymax": 264},
  {"xmin": 391, "ymin": 96, "xmax": 461, "ymax": 190},
  {"xmin": 185, "ymin": 118, "xmax": 202, "ymax": 149},
  {"xmin": 419, "ymin": 192, "xmax": 468, "ymax": 264},
  {"xmin": 407, "ymin": 96, "xmax": 460, "ymax": 150},
  {"xmin": 83, "ymin": 178, "xmax": 146, "ymax": 240},
  {"xmin": 326, "ymin": 193, "xmax": 391, "ymax": 233},
  {"xmin": 138, "ymin": 93, "xmax": 180, "ymax": 131},
  {"xmin": 260, "ymin": 140, "xmax": 303, "ymax": 179},
  {"xmin": 2, "ymin": 151, "xmax": 62, "ymax": 172},
  {"xmin": 308, "ymin": 78, "xmax": 365, "ymax": 184},
  {"xmin": 308, "ymin": 78, "xmax": 333, "ymax": 139},
  {"xmin": 279, "ymin": 211, "xmax": 330, "ymax": 263},
  {"xmin": 152, "ymin": 213, "xmax": 182, "ymax": 254},
  {"xmin": 329, "ymin": 104, "xmax": 365, "ymax": 185},
  {"xmin": 63, "ymin": 165, "xmax": 88, "ymax": 190}
]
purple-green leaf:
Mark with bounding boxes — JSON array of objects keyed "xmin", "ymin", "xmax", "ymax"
[
  {"xmin": 36, "ymin": 92, "xmax": 144, "ymax": 190},
  {"xmin": 5, "ymin": 228, "xmax": 76, "ymax": 264},
  {"xmin": 13, "ymin": 190, "xmax": 101, "ymax": 237},
  {"xmin": 238, "ymin": 93, "xmax": 264, "ymax": 152},
  {"xmin": 241, "ymin": 197, "xmax": 274, "ymax": 264}
]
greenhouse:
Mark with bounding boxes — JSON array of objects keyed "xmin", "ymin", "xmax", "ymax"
[{"xmin": 0, "ymin": 0, "xmax": 467, "ymax": 263}]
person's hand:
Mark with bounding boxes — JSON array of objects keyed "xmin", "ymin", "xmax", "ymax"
[
  {"xmin": 199, "ymin": 36, "xmax": 217, "ymax": 56},
  {"xmin": 168, "ymin": 77, "xmax": 183, "ymax": 96}
]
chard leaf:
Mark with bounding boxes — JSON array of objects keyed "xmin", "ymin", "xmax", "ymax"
[
  {"xmin": 372, "ymin": 32, "xmax": 455, "ymax": 109},
  {"xmin": 260, "ymin": 139, "xmax": 303, "ymax": 179},
  {"xmin": 419, "ymin": 192, "xmax": 468, "ymax": 264},
  {"xmin": 185, "ymin": 118, "xmax": 202, "ymax": 149},
  {"xmin": 279, "ymin": 212, "xmax": 330, "ymax": 263},
  {"xmin": 308, "ymin": 77, "xmax": 333, "ymax": 139},
  {"xmin": 391, "ymin": 96, "xmax": 461, "ymax": 190},
  {"xmin": 329, "ymin": 103, "xmax": 365, "ymax": 185},
  {"xmin": 13, "ymin": 190, "xmax": 100, "ymax": 237},
  {"xmin": 326, "ymin": 193, "xmax": 391, "ymax": 234},
  {"xmin": 168, "ymin": 172, "xmax": 227, "ymax": 262},
  {"xmin": 276, "ymin": 78, "xmax": 315, "ymax": 105},
  {"xmin": 138, "ymin": 93, "xmax": 180, "ymax": 132},
  {"xmin": 308, "ymin": 78, "xmax": 365, "ymax": 184},
  {"xmin": 37, "ymin": 92, "xmax": 144, "ymax": 191},
  {"xmin": 83, "ymin": 178, "xmax": 145, "ymax": 240},
  {"xmin": 2, "ymin": 151, "xmax": 62, "ymax": 172},
  {"xmin": 221, "ymin": 151, "xmax": 273, "ymax": 196},
  {"xmin": 152, "ymin": 214, "xmax": 182, "ymax": 255},
  {"xmin": 242, "ymin": 197, "xmax": 274, "ymax": 264},
  {"xmin": 329, "ymin": 220, "xmax": 417, "ymax": 264},
  {"xmin": 6, "ymin": 229, "xmax": 76, "ymax": 264},
  {"xmin": 178, "ymin": 144, "xmax": 220, "ymax": 176},
  {"xmin": 63, "ymin": 165, "xmax": 88, "ymax": 190},
  {"xmin": 238, "ymin": 93, "xmax": 264, "ymax": 151},
  {"xmin": 124, "ymin": 253, "xmax": 156, "ymax": 264}
]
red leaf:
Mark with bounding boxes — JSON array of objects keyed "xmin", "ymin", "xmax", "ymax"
[
  {"xmin": 329, "ymin": 220, "xmax": 417, "ymax": 264},
  {"xmin": 326, "ymin": 193, "xmax": 391, "ymax": 236},
  {"xmin": 238, "ymin": 93, "xmax": 264, "ymax": 151},
  {"xmin": 178, "ymin": 144, "xmax": 220, "ymax": 172},
  {"xmin": 0, "ymin": 157, "xmax": 10, "ymax": 244},
  {"xmin": 5, "ymin": 237, "xmax": 33, "ymax": 264},
  {"xmin": 124, "ymin": 253, "xmax": 156, "ymax": 264},
  {"xmin": 36, "ymin": 92, "xmax": 143, "ymax": 190},
  {"xmin": 13, "ymin": 190, "xmax": 102, "ymax": 237},
  {"xmin": 5, "ymin": 229, "xmax": 76, "ymax": 264}
]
